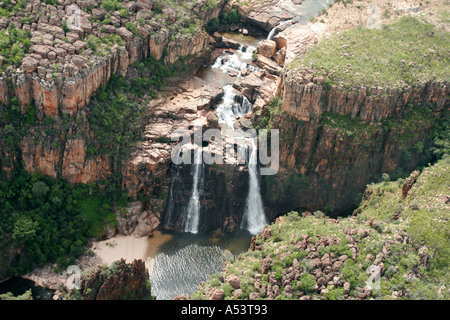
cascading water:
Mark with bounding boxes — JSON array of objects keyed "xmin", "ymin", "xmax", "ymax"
[
  {"xmin": 184, "ymin": 147, "xmax": 204, "ymax": 234},
  {"xmin": 212, "ymin": 46, "xmax": 267, "ymax": 234},
  {"xmin": 240, "ymin": 139, "xmax": 267, "ymax": 234},
  {"xmin": 164, "ymin": 168, "xmax": 181, "ymax": 228},
  {"xmin": 150, "ymin": 2, "xmax": 340, "ymax": 300},
  {"xmin": 267, "ymin": 19, "xmax": 294, "ymax": 40},
  {"xmin": 212, "ymin": 52, "xmax": 247, "ymax": 75},
  {"xmin": 238, "ymin": 44, "xmax": 256, "ymax": 61},
  {"xmin": 216, "ymin": 84, "xmax": 253, "ymax": 128},
  {"xmin": 212, "ymin": 46, "xmax": 259, "ymax": 77}
]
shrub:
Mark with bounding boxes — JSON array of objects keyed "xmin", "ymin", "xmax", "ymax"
[
  {"xmin": 296, "ymin": 273, "xmax": 316, "ymax": 292},
  {"xmin": 125, "ymin": 21, "xmax": 137, "ymax": 35},
  {"xmin": 101, "ymin": 0, "xmax": 122, "ymax": 11},
  {"xmin": 205, "ymin": 18, "xmax": 219, "ymax": 34},
  {"xmin": 86, "ymin": 34, "xmax": 101, "ymax": 52},
  {"xmin": 227, "ymin": 9, "xmax": 240, "ymax": 25},
  {"xmin": 119, "ymin": 8, "xmax": 128, "ymax": 18}
]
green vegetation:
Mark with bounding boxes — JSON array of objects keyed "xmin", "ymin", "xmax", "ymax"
[
  {"xmin": 193, "ymin": 147, "xmax": 450, "ymax": 300},
  {"xmin": 0, "ymin": 45, "xmax": 189, "ymax": 280},
  {"xmin": 100, "ymin": 0, "xmax": 123, "ymax": 11},
  {"xmin": 0, "ymin": 289, "xmax": 32, "ymax": 300},
  {"xmin": 205, "ymin": 8, "xmax": 241, "ymax": 34},
  {"xmin": 86, "ymin": 55, "xmax": 186, "ymax": 159},
  {"xmin": 290, "ymin": 16, "xmax": 450, "ymax": 88},
  {"xmin": 0, "ymin": 169, "xmax": 107, "ymax": 276},
  {"xmin": 0, "ymin": 23, "xmax": 32, "ymax": 72},
  {"xmin": 253, "ymin": 96, "xmax": 282, "ymax": 130},
  {"xmin": 85, "ymin": 34, "xmax": 124, "ymax": 56}
]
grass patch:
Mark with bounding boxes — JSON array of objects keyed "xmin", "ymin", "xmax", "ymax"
[{"xmin": 290, "ymin": 16, "xmax": 450, "ymax": 88}]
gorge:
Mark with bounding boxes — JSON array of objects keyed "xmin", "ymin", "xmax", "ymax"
[{"xmin": 0, "ymin": 0, "xmax": 448, "ymax": 301}]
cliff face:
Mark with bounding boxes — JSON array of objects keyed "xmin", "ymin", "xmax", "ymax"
[
  {"xmin": 191, "ymin": 156, "xmax": 450, "ymax": 300},
  {"xmin": 239, "ymin": 12, "xmax": 450, "ymax": 218},
  {"xmin": 281, "ymin": 69, "xmax": 448, "ymax": 123},
  {"xmin": 78, "ymin": 259, "xmax": 152, "ymax": 300},
  {"xmin": 262, "ymin": 108, "xmax": 443, "ymax": 217},
  {"xmin": 163, "ymin": 162, "xmax": 251, "ymax": 234},
  {"xmin": 0, "ymin": 0, "xmax": 225, "ymax": 185},
  {"xmin": 257, "ymin": 66, "xmax": 449, "ymax": 216}
]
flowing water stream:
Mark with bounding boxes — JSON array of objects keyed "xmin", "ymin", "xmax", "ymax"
[{"xmin": 150, "ymin": 32, "xmax": 266, "ymax": 300}]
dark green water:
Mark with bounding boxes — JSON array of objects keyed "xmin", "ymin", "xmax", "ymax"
[{"xmin": 0, "ymin": 277, "xmax": 54, "ymax": 300}]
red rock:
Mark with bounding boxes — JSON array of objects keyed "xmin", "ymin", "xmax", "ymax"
[
  {"xmin": 22, "ymin": 56, "xmax": 39, "ymax": 73},
  {"xmin": 258, "ymin": 39, "xmax": 276, "ymax": 58},
  {"xmin": 31, "ymin": 45, "xmax": 51, "ymax": 58}
]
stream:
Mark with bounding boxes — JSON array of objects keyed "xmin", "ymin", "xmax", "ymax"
[{"xmin": 149, "ymin": 31, "xmax": 265, "ymax": 300}]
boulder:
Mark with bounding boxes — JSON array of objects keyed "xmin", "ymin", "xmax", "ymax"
[
  {"xmin": 227, "ymin": 275, "xmax": 241, "ymax": 289},
  {"xmin": 31, "ymin": 44, "xmax": 51, "ymax": 58},
  {"xmin": 117, "ymin": 27, "xmax": 134, "ymax": 42},
  {"xmin": 401, "ymin": 170, "xmax": 420, "ymax": 199},
  {"xmin": 273, "ymin": 47, "xmax": 286, "ymax": 65},
  {"xmin": 273, "ymin": 35, "xmax": 287, "ymax": 49},
  {"xmin": 258, "ymin": 40, "xmax": 276, "ymax": 58},
  {"xmin": 22, "ymin": 56, "xmax": 39, "ymax": 73},
  {"xmin": 212, "ymin": 32, "xmax": 222, "ymax": 43},
  {"xmin": 249, "ymin": 292, "xmax": 261, "ymax": 300},
  {"xmin": 136, "ymin": 0, "xmax": 153, "ymax": 11},
  {"xmin": 210, "ymin": 289, "xmax": 224, "ymax": 300},
  {"xmin": 255, "ymin": 55, "xmax": 282, "ymax": 75},
  {"xmin": 73, "ymin": 40, "xmax": 87, "ymax": 52}
]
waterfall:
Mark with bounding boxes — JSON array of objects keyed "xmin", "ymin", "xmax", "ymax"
[
  {"xmin": 216, "ymin": 84, "xmax": 253, "ymax": 129},
  {"xmin": 164, "ymin": 168, "xmax": 181, "ymax": 229},
  {"xmin": 237, "ymin": 44, "xmax": 256, "ymax": 61},
  {"xmin": 212, "ymin": 53, "xmax": 247, "ymax": 75},
  {"xmin": 164, "ymin": 148, "xmax": 185, "ymax": 229},
  {"xmin": 184, "ymin": 147, "xmax": 204, "ymax": 234},
  {"xmin": 241, "ymin": 139, "xmax": 267, "ymax": 234},
  {"xmin": 267, "ymin": 19, "xmax": 293, "ymax": 40}
]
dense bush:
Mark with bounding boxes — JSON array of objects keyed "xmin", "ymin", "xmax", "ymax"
[
  {"xmin": 0, "ymin": 167, "xmax": 125, "ymax": 276},
  {"xmin": 101, "ymin": 0, "xmax": 123, "ymax": 11},
  {"xmin": 0, "ymin": 24, "xmax": 32, "ymax": 71},
  {"xmin": 205, "ymin": 8, "xmax": 241, "ymax": 34}
]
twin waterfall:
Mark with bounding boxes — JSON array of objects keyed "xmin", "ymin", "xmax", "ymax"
[{"xmin": 165, "ymin": 43, "xmax": 267, "ymax": 235}]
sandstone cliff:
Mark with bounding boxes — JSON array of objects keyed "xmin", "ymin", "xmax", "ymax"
[
  {"xmin": 0, "ymin": 0, "xmax": 226, "ymax": 188},
  {"xmin": 281, "ymin": 69, "xmax": 448, "ymax": 123},
  {"xmin": 77, "ymin": 259, "xmax": 152, "ymax": 300}
]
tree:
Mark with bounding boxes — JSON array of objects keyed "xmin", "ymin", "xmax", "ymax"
[
  {"xmin": 31, "ymin": 181, "xmax": 49, "ymax": 201},
  {"xmin": 228, "ymin": 9, "xmax": 240, "ymax": 25},
  {"xmin": 205, "ymin": 18, "xmax": 220, "ymax": 34},
  {"xmin": 12, "ymin": 217, "xmax": 37, "ymax": 243}
]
